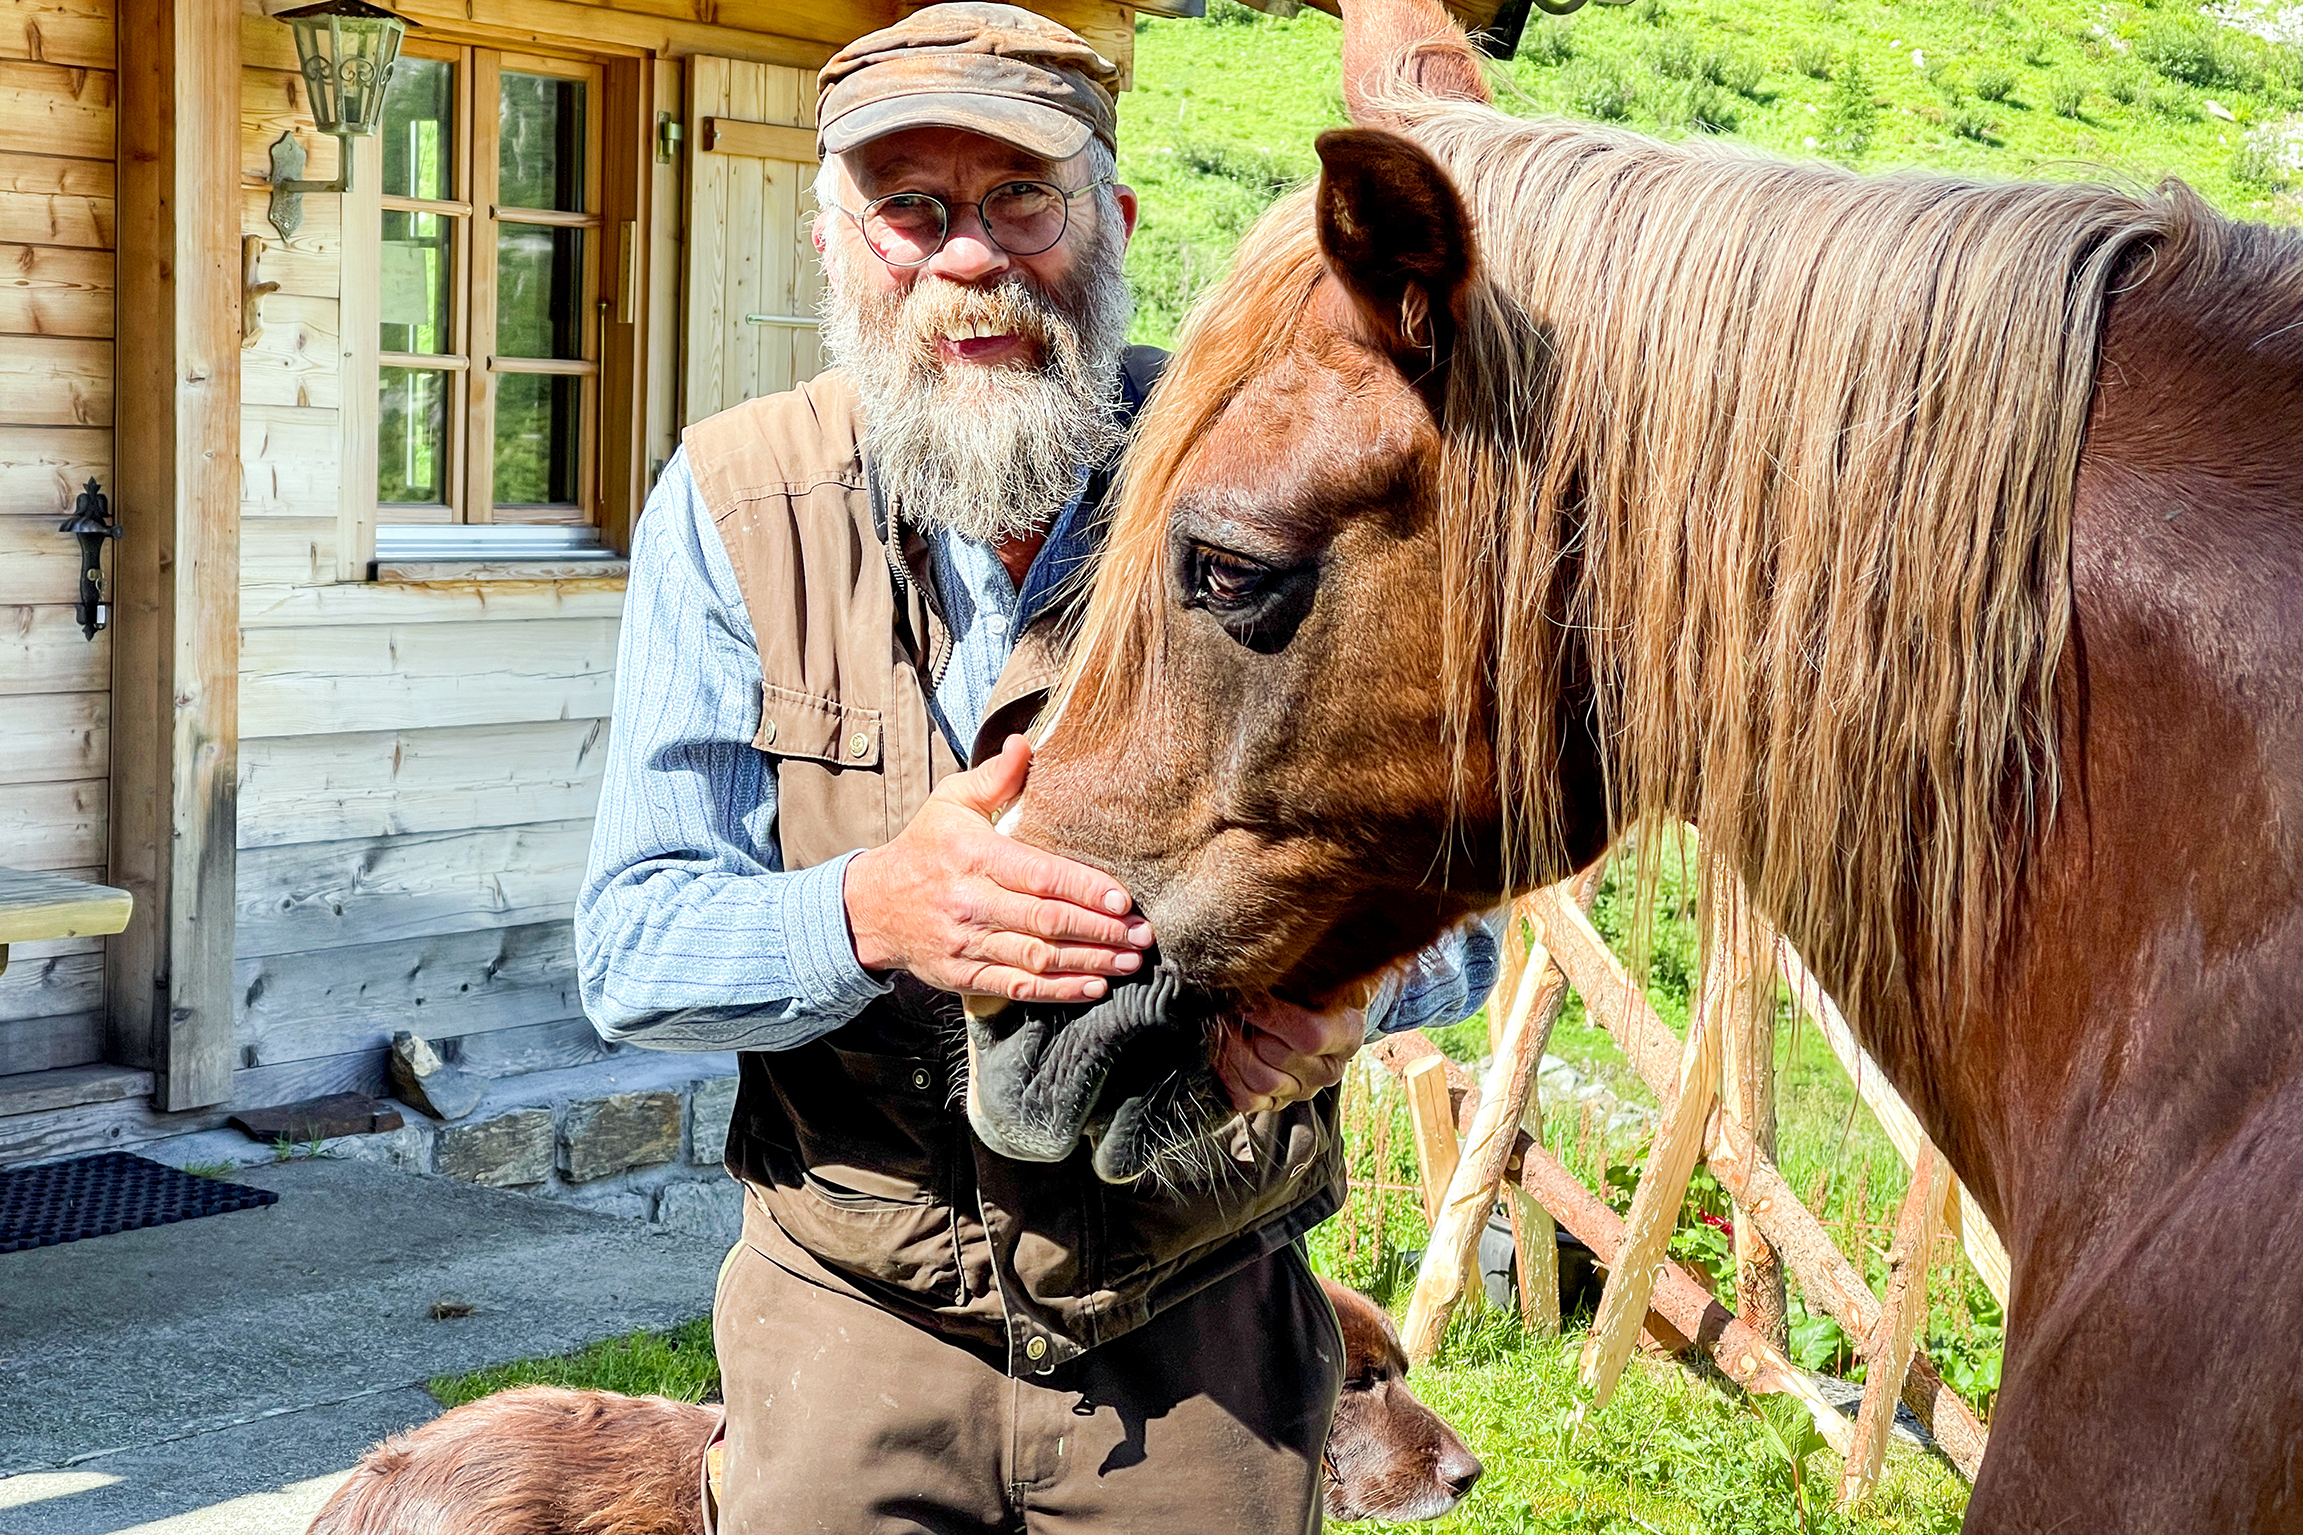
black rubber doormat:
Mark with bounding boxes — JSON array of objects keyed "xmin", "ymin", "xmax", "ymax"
[{"xmin": 0, "ymin": 1151, "xmax": 278, "ymax": 1254}]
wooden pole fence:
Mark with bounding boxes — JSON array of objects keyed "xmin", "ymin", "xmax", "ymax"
[
  {"xmin": 1366, "ymin": 844, "xmax": 1998, "ymax": 1484},
  {"xmin": 1404, "ymin": 866, "xmax": 1604, "ymax": 1361}
]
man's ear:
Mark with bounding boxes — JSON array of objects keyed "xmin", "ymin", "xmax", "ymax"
[{"xmin": 1314, "ymin": 127, "xmax": 1474, "ymax": 401}]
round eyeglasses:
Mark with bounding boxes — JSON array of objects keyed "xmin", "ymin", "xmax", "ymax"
[{"xmin": 841, "ymin": 178, "xmax": 1115, "ymax": 268}]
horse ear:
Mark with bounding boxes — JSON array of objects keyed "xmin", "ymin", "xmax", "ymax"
[
  {"xmin": 1340, "ymin": 0, "xmax": 1491, "ymax": 126},
  {"xmin": 1314, "ymin": 127, "xmax": 1475, "ymax": 393}
]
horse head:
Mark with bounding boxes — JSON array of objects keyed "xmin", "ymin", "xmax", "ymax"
[{"xmin": 967, "ymin": 1, "xmax": 1613, "ymax": 1177}]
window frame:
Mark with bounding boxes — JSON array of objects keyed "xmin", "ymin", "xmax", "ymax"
[{"xmin": 373, "ymin": 41, "xmax": 608, "ymax": 532}]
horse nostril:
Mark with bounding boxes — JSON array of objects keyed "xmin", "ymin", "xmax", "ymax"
[{"xmin": 1442, "ymin": 1453, "xmax": 1483, "ymax": 1498}]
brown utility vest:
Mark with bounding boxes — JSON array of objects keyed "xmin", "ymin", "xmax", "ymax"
[{"xmin": 680, "ymin": 356, "xmax": 1345, "ymax": 1378}]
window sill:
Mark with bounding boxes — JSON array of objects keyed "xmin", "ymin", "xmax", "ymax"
[{"xmin": 372, "ymin": 560, "xmax": 630, "ymax": 584}]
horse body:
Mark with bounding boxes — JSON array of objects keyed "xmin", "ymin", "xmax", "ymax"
[{"xmin": 986, "ymin": 0, "xmax": 2303, "ymax": 1523}]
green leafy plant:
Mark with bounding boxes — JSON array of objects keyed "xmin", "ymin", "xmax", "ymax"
[
  {"xmin": 2048, "ymin": 71, "xmax": 2087, "ymax": 118},
  {"xmin": 1751, "ymin": 1392, "xmax": 1831, "ymax": 1535},
  {"xmin": 1565, "ymin": 60, "xmax": 1641, "ymax": 121},
  {"xmin": 1791, "ymin": 41, "xmax": 1835, "ymax": 79},
  {"xmin": 1973, "ymin": 66, "xmax": 2018, "ymax": 102},
  {"xmin": 1822, "ymin": 55, "xmax": 1881, "ymax": 162}
]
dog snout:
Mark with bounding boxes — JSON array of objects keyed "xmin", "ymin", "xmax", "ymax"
[{"xmin": 1438, "ymin": 1444, "xmax": 1483, "ymax": 1500}]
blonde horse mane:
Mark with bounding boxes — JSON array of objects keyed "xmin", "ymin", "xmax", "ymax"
[{"xmin": 1067, "ymin": 98, "xmax": 2205, "ymax": 1026}]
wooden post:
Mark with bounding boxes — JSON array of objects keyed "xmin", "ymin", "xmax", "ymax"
[
  {"xmin": 1403, "ymin": 871, "xmax": 1601, "ymax": 1361},
  {"xmin": 109, "ymin": 0, "xmax": 241, "ymax": 1109},
  {"xmin": 1778, "ymin": 941, "xmax": 2012, "ymax": 1310},
  {"xmin": 1710, "ymin": 868, "xmax": 1788, "ymax": 1349},
  {"xmin": 1487, "ymin": 898, "xmax": 1536, "ymax": 1055},
  {"xmin": 1532, "ymin": 886, "xmax": 1990, "ymax": 1481},
  {"xmin": 1403, "ymin": 1054, "xmax": 1459, "ymax": 1224},
  {"xmin": 1577, "ymin": 980, "xmax": 1721, "ymax": 1412},
  {"xmin": 1839, "ymin": 1143, "xmax": 1952, "ymax": 1507}
]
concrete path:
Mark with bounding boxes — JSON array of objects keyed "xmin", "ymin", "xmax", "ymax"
[{"xmin": 0, "ymin": 1157, "xmax": 724, "ymax": 1534}]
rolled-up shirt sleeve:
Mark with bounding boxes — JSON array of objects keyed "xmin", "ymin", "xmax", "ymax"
[
  {"xmin": 1363, "ymin": 908, "xmax": 1505, "ymax": 1039},
  {"xmin": 575, "ymin": 451, "xmax": 891, "ymax": 1051}
]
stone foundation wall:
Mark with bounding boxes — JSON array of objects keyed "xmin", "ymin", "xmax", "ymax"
[{"xmin": 152, "ymin": 1054, "xmax": 747, "ymax": 1246}]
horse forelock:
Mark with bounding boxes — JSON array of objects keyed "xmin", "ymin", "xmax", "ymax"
[{"xmin": 1059, "ymin": 78, "xmax": 2301, "ymax": 1035}]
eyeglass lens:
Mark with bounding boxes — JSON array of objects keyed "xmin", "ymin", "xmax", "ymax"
[{"xmin": 862, "ymin": 182, "xmax": 1074, "ymax": 265}]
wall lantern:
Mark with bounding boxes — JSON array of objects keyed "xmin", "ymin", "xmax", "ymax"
[
  {"xmin": 57, "ymin": 478, "xmax": 119, "ymax": 642},
  {"xmin": 265, "ymin": 0, "xmax": 416, "ymax": 242}
]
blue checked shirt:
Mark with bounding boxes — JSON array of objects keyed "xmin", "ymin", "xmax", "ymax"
[{"xmin": 576, "ymin": 449, "xmax": 1498, "ymax": 1053}]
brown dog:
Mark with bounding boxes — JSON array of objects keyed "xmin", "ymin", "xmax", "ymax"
[
  {"xmin": 1319, "ymin": 1279, "xmax": 1484, "ymax": 1522},
  {"xmin": 307, "ymin": 1278, "xmax": 1479, "ymax": 1532}
]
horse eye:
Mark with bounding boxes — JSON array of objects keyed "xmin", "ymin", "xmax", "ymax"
[
  {"xmin": 1175, "ymin": 538, "xmax": 1318, "ymax": 654},
  {"xmin": 1196, "ymin": 551, "xmax": 1270, "ymax": 609}
]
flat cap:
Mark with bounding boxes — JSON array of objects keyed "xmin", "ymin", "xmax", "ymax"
[{"xmin": 818, "ymin": 2, "xmax": 1121, "ymax": 161}]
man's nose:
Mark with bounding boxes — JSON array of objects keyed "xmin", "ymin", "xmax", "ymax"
[{"xmin": 926, "ymin": 203, "xmax": 1012, "ymax": 284}]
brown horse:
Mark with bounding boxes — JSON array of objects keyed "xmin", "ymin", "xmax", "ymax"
[{"xmin": 985, "ymin": 0, "xmax": 2303, "ymax": 1525}]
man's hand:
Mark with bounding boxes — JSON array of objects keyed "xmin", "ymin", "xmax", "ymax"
[
  {"xmin": 1216, "ymin": 999, "xmax": 1366, "ymax": 1114},
  {"xmin": 843, "ymin": 735, "xmax": 1153, "ymax": 1004}
]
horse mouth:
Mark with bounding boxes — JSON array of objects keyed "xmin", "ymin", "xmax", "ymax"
[{"xmin": 963, "ymin": 964, "xmax": 1240, "ymax": 1184}]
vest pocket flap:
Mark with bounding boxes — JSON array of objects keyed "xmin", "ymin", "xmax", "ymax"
[{"xmin": 757, "ymin": 683, "xmax": 883, "ymax": 768}]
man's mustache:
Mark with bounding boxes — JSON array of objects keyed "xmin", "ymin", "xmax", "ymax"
[{"xmin": 889, "ymin": 277, "xmax": 1067, "ymax": 368}]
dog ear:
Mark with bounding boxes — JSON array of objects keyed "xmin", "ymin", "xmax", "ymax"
[{"xmin": 1313, "ymin": 127, "xmax": 1475, "ymax": 409}]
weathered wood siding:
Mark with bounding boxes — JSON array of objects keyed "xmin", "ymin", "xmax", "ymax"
[
  {"xmin": 0, "ymin": 0, "xmax": 114, "ymax": 1076},
  {"xmin": 229, "ymin": 17, "xmax": 629, "ymax": 1111}
]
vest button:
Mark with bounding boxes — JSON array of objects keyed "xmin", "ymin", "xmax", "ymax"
[
  {"xmin": 910, "ymin": 1068, "xmax": 930, "ymax": 1091},
  {"xmin": 848, "ymin": 732, "xmax": 870, "ymax": 758},
  {"xmin": 762, "ymin": 719, "xmax": 777, "ymax": 745},
  {"xmin": 1024, "ymin": 1336, "xmax": 1048, "ymax": 1362}
]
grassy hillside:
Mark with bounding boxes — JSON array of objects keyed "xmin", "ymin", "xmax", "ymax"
[{"xmin": 1118, "ymin": 0, "xmax": 2303, "ymax": 342}]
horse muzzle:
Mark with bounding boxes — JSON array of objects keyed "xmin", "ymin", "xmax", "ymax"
[{"xmin": 963, "ymin": 964, "xmax": 1239, "ymax": 1184}]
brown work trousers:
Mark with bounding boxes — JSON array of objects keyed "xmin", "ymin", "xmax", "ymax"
[{"xmin": 708, "ymin": 1227, "xmax": 1343, "ymax": 1534}]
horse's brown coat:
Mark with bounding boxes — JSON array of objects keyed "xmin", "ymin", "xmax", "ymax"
[{"xmin": 1003, "ymin": 1, "xmax": 2303, "ymax": 1525}]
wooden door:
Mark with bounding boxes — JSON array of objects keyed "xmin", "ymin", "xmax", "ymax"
[
  {"xmin": 680, "ymin": 56, "xmax": 824, "ymax": 427},
  {"xmin": 0, "ymin": 0, "xmax": 118, "ymax": 1077}
]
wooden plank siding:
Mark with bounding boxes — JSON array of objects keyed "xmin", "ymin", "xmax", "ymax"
[
  {"xmin": 234, "ymin": 819, "xmax": 593, "ymax": 957},
  {"xmin": 0, "ymin": 0, "xmax": 110, "ymax": 1072},
  {"xmin": 0, "ymin": 0, "xmax": 113, "ymax": 70},
  {"xmin": 239, "ymin": 618, "xmax": 621, "ymax": 737},
  {"xmin": 236, "ymin": 919, "xmax": 582, "ymax": 1068},
  {"xmin": 237, "ymin": 718, "xmax": 607, "ymax": 848}
]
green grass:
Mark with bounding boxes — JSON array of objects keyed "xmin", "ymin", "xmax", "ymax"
[
  {"xmin": 1119, "ymin": 0, "xmax": 2303, "ymax": 345},
  {"xmin": 429, "ymin": 1316, "xmax": 719, "ymax": 1409}
]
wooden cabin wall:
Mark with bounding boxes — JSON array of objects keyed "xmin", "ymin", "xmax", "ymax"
[
  {"xmin": 0, "ymin": 0, "xmax": 116, "ymax": 1077},
  {"xmin": 232, "ymin": 15, "xmax": 625, "ymax": 1112},
  {"xmin": 217, "ymin": 0, "xmax": 1137, "ymax": 1117}
]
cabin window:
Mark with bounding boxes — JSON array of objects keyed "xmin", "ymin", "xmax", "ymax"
[{"xmin": 376, "ymin": 43, "xmax": 604, "ymax": 531}]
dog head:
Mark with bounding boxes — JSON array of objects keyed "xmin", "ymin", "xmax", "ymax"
[{"xmin": 1319, "ymin": 1279, "xmax": 1483, "ymax": 1522}]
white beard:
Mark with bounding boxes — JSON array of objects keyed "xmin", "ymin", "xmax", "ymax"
[{"xmin": 819, "ymin": 212, "xmax": 1132, "ymax": 547}]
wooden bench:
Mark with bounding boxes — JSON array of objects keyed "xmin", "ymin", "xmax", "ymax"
[{"xmin": 0, "ymin": 866, "xmax": 133, "ymax": 979}]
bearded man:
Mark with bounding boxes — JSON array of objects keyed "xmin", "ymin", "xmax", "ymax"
[{"xmin": 577, "ymin": 7, "xmax": 1494, "ymax": 1530}]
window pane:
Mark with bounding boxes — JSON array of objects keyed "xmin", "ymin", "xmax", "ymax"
[
  {"xmin": 379, "ymin": 366, "xmax": 451, "ymax": 505},
  {"xmin": 382, "ymin": 57, "xmax": 453, "ymax": 201},
  {"xmin": 493, "ymin": 372, "xmax": 581, "ymax": 506},
  {"xmin": 380, "ymin": 210, "xmax": 453, "ymax": 353},
  {"xmin": 496, "ymin": 223, "xmax": 584, "ymax": 360},
  {"xmin": 498, "ymin": 71, "xmax": 585, "ymax": 212}
]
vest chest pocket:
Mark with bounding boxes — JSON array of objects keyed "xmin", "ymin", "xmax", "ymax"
[
  {"xmin": 755, "ymin": 683, "xmax": 895, "ymax": 870},
  {"xmin": 756, "ymin": 683, "xmax": 883, "ymax": 767}
]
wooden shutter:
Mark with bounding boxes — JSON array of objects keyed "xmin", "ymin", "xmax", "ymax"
[{"xmin": 681, "ymin": 57, "xmax": 825, "ymax": 427}]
